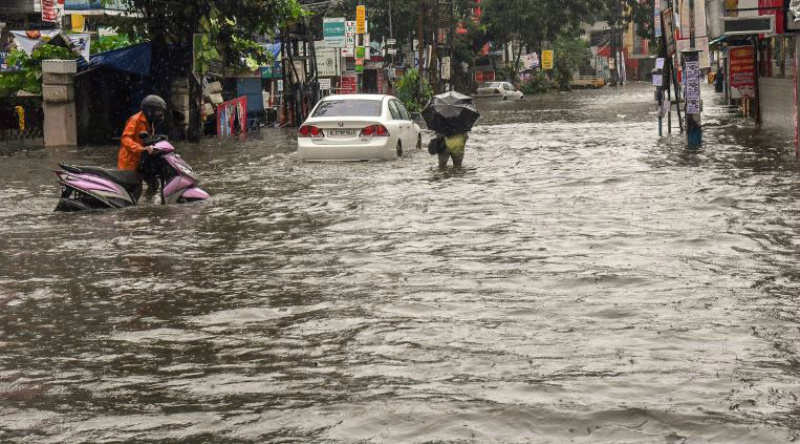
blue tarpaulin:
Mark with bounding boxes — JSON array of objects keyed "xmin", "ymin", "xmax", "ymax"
[{"xmin": 87, "ymin": 43, "xmax": 151, "ymax": 77}]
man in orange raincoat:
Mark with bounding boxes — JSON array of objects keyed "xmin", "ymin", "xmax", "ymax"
[{"xmin": 118, "ymin": 95, "xmax": 167, "ymax": 171}]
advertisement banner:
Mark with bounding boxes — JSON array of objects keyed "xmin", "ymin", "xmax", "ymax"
[
  {"xmin": 662, "ymin": 8, "xmax": 676, "ymax": 56},
  {"xmin": 340, "ymin": 75, "xmax": 358, "ymax": 94},
  {"xmin": 684, "ymin": 54, "xmax": 701, "ymax": 114},
  {"xmin": 10, "ymin": 30, "xmax": 62, "ymax": 55},
  {"xmin": 542, "ymin": 50, "xmax": 554, "ymax": 70},
  {"xmin": 217, "ymin": 96, "xmax": 248, "ymax": 138},
  {"xmin": 356, "ymin": 5, "xmax": 366, "ymax": 34},
  {"xmin": 729, "ymin": 45, "xmax": 755, "ymax": 97},
  {"xmin": 42, "ymin": 0, "xmax": 58, "ymax": 22},
  {"xmin": 342, "ymin": 21, "xmax": 356, "ymax": 57},
  {"xmin": 68, "ymin": 33, "xmax": 90, "ymax": 61}
]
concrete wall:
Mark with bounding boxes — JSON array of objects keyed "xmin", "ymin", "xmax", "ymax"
[{"xmin": 759, "ymin": 76, "xmax": 795, "ymax": 132}]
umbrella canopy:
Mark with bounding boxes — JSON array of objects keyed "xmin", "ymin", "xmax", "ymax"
[
  {"xmin": 422, "ymin": 101, "xmax": 480, "ymax": 135},
  {"xmin": 429, "ymin": 90, "xmax": 474, "ymax": 106}
]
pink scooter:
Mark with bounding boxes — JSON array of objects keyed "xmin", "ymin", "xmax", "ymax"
[{"xmin": 55, "ymin": 135, "xmax": 209, "ymax": 212}]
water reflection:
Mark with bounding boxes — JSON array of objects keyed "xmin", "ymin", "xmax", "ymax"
[{"xmin": 1, "ymin": 83, "xmax": 800, "ymax": 442}]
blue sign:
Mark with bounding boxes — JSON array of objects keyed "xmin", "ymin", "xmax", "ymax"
[{"xmin": 64, "ymin": 0, "xmax": 126, "ymax": 11}]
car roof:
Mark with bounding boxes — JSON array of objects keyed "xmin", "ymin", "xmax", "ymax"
[{"xmin": 321, "ymin": 94, "xmax": 392, "ymax": 101}]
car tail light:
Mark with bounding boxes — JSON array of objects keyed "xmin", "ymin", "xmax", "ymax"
[
  {"xmin": 360, "ymin": 124, "xmax": 389, "ymax": 137},
  {"xmin": 495, "ymin": 89, "xmax": 501, "ymax": 94},
  {"xmin": 298, "ymin": 125, "xmax": 324, "ymax": 138}
]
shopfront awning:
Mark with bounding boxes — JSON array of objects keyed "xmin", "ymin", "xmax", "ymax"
[{"xmin": 87, "ymin": 43, "xmax": 151, "ymax": 76}]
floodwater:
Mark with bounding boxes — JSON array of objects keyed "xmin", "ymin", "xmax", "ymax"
[{"xmin": 2, "ymin": 83, "xmax": 800, "ymax": 443}]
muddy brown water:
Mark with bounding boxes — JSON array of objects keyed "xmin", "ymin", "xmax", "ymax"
[{"xmin": 2, "ymin": 84, "xmax": 800, "ymax": 443}]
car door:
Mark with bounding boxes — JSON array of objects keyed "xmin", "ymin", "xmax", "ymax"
[
  {"xmin": 502, "ymin": 83, "xmax": 514, "ymax": 99},
  {"xmin": 388, "ymin": 100, "xmax": 410, "ymax": 148},
  {"xmin": 395, "ymin": 101, "xmax": 416, "ymax": 149},
  {"xmin": 386, "ymin": 99, "xmax": 405, "ymax": 148}
]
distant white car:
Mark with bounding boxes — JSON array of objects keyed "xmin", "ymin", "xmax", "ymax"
[
  {"xmin": 476, "ymin": 81, "xmax": 524, "ymax": 100},
  {"xmin": 297, "ymin": 94, "xmax": 422, "ymax": 161}
]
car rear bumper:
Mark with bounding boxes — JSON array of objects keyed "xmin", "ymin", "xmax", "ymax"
[{"xmin": 298, "ymin": 138, "xmax": 395, "ymax": 161}]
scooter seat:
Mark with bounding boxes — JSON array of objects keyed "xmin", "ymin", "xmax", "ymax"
[{"xmin": 60, "ymin": 164, "xmax": 142, "ymax": 187}]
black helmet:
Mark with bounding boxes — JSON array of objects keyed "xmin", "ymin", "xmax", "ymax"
[{"xmin": 141, "ymin": 94, "xmax": 167, "ymax": 125}]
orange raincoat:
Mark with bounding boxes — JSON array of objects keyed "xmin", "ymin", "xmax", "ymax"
[{"xmin": 117, "ymin": 111, "xmax": 153, "ymax": 171}]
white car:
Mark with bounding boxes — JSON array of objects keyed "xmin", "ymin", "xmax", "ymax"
[
  {"xmin": 297, "ymin": 94, "xmax": 422, "ymax": 161},
  {"xmin": 476, "ymin": 81, "xmax": 524, "ymax": 100}
]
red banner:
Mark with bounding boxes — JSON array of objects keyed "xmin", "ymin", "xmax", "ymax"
[
  {"xmin": 41, "ymin": 0, "xmax": 58, "ymax": 22},
  {"xmin": 729, "ymin": 46, "xmax": 756, "ymax": 91},
  {"xmin": 340, "ymin": 75, "xmax": 358, "ymax": 94}
]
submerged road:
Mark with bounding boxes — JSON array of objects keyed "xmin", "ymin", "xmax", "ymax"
[{"xmin": 2, "ymin": 83, "xmax": 800, "ymax": 442}]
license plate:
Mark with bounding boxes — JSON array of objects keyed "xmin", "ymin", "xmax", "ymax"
[{"xmin": 327, "ymin": 128, "xmax": 356, "ymax": 137}]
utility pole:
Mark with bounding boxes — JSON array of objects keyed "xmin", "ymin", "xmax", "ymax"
[
  {"xmin": 418, "ymin": 0, "xmax": 425, "ymax": 94},
  {"xmin": 684, "ymin": 0, "xmax": 702, "ymax": 148},
  {"xmin": 432, "ymin": 0, "xmax": 440, "ymax": 92}
]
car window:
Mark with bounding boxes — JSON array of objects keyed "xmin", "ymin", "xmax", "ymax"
[
  {"xmin": 388, "ymin": 100, "xmax": 402, "ymax": 120},
  {"xmin": 312, "ymin": 99, "xmax": 382, "ymax": 117},
  {"xmin": 503, "ymin": 83, "xmax": 513, "ymax": 91},
  {"xmin": 396, "ymin": 101, "xmax": 411, "ymax": 120}
]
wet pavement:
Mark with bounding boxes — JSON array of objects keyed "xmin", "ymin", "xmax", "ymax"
[{"xmin": 2, "ymin": 83, "xmax": 800, "ymax": 443}]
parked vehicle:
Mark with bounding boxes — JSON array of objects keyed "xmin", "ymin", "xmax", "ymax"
[
  {"xmin": 570, "ymin": 76, "xmax": 606, "ymax": 89},
  {"xmin": 297, "ymin": 94, "xmax": 422, "ymax": 162},
  {"xmin": 475, "ymin": 81, "xmax": 524, "ymax": 100},
  {"xmin": 54, "ymin": 135, "xmax": 209, "ymax": 212}
]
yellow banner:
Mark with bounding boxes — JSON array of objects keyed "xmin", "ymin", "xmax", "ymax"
[
  {"xmin": 356, "ymin": 5, "xmax": 366, "ymax": 34},
  {"xmin": 542, "ymin": 50, "xmax": 554, "ymax": 70}
]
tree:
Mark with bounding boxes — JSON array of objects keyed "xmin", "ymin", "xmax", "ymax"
[{"xmin": 104, "ymin": 0, "xmax": 305, "ymax": 139}]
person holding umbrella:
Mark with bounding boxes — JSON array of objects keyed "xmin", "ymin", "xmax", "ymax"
[{"xmin": 422, "ymin": 91, "xmax": 480, "ymax": 169}]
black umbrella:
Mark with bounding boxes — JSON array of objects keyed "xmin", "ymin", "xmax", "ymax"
[
  {"xmin": 422, "ymin": 102, "xmax": 480, "ymax": 136},
  {"xmin": 429, "ymin": 90, "xmax": 474, "ymax": 106}
]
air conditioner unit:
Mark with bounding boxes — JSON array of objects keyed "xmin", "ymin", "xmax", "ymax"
[{"xmin": 723, "ymin": 16, "xmax": 775, "ymax": 35}]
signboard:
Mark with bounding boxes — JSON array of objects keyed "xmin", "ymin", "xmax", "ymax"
[
  {"xmin": 319, "ymin": 78, "xmax": 332, "ymax": 90},
  {"xmin": 323, "ymin": 18, "xmax": 346, "ymax": 47},
  {"xmin": 342, "ymin": 21, "xmax": 356, "ymax": 57},
  {"xmin": 260, "ymin": 62, "xmax": 282, "ymax": 79},
  {"xmin": 387, "ymin": 38, "xmax": 396, "ymax": 46},
  {"xmin": 542, "ymin": 50, "xmax": 554, "ymax": 70},
  {"xmin": 316, "ymin": 45, "xmax": 341, "ymax": 77},
  {"xmin": 654, "ymin": 0, "xmax": 662, "ymax": 38},
  {"xmin": 340, "ymin": 75, "xmax": 358, "ymax": 94},
  {"xmin": 441, "ymin": 56, "xmax": 451, "ymax": 80},
  {"xmin": 356, "ymin": 5, "xmax": 366, "ymax": 34},
  {"xmin": 388, "ymin": 48, "xmax": 397, "ymax": 55},
  {"xmin": 41, "ymin": 0, "xmax": 58, "ymax": 22},
  {"xmin": 729, "ymin": 45, "xmax": 755, "ymax": 97}
]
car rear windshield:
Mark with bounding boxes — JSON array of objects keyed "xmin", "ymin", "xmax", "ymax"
[{"xmin": 312, "ymin": 100, "xmax": 382, "ymax": 117}]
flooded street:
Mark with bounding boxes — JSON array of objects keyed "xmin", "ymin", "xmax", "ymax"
[{"xmin": 3, "ymin": 83, "xmax": 800, "ymax": 442}]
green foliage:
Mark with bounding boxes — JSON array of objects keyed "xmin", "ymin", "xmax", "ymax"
[
  {"xmin": 520, "ymin": 71, "xmax": 554, "ymax": 95},
  {"xmin": 553, "ymin": 35, "xmax": 590, "ymax": 90},
  {"xmin": 395, "ymin": 68, "xmax": 432, "ymax": 113},
  {"xmin": 91, "ymin": 34, "xmax": 143, "ymax": 54},
  {"xmin": 0, "ymin": 45, "xmax": 76, "ymax": 97},
  {"xmin": 105, "ymin": 0, "xmax": 304, "ymax": 73}
]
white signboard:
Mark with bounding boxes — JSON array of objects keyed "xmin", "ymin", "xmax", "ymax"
[
  {"xmin": 319, "ymin": 78, "xmax": 332, "ymax": 90},
  {"xmin": 316, "ymin": 45, "xmax": 341, "ymax": 77},
  {"xmin": 342, "ymin": 21, "xmax": 356, "ymax": 57}
]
